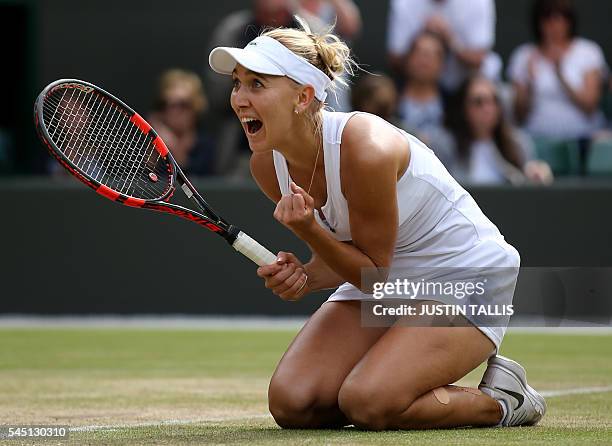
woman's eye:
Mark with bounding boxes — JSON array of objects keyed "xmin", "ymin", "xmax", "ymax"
[{"xmin": 252, "ymin": 79, "xmax": 264, "ymax": 88}]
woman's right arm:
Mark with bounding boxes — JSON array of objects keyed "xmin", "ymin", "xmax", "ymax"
[{"xmin": 249, "ymin": 152, "xmax": 345, "ymax": 297}]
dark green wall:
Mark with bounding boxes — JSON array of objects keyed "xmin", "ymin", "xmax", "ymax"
[{"xmin": 1, "ymin": 179, "xmax": 611, "ymax": 317}]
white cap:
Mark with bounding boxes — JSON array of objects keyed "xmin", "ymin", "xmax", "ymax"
[{"xmin": 209, "ymin": 36, "xmax": 332, "ymax": 102}]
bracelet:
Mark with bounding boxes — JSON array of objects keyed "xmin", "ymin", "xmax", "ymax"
[{"xmin": 295, "ymin": 274, "xmax": 308, "ymax": 295}]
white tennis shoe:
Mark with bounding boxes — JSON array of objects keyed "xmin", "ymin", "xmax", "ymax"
[{"xmin": 478, "ymin": 355, "xmax": 546, "ymax": 427}]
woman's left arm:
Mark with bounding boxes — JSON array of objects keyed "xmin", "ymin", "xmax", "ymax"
[{"xmin": 275, "ymin": 117, "xmax": 402, "ymax": 290}]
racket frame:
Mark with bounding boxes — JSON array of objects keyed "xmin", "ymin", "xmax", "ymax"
[{"xmin": 34, "ymin": 79, "xmax": 251, "ymax": 247}]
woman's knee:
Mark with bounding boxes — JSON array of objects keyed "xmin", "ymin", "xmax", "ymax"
[
  {"xmin": 268, "ymin": 374, "xmax": 338, "ymax": 428},
  {"xmin": 338, "ymin": 376, "xmax": 416, "ymax": 430}
]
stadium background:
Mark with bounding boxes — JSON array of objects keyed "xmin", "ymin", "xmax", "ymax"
[
  {"xmin": 0, "ymin": 0, "xmax": 611, "ymax": 318},
  {"xmin": 2, "ymin": 0, "xmax": 612, "ymax": 173}
]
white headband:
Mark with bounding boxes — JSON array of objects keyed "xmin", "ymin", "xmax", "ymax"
[{"xmin": 209, "ymin": 35, "xmax": 332, "ymax": 102}]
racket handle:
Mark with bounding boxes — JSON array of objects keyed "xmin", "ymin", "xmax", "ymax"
[{"xmin": 232, "ymin": 231, "xmax": 277, "ymax": 266}]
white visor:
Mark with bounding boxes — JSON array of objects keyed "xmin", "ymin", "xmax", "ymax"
[{"xmin": 209, "ymin": 35, "xmax": 332, "ymax": 102}]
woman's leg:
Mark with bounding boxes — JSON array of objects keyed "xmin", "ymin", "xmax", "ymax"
[
  {"xmin": 268, "ymin": 301, "xmax": 388, "ymax": 428},
  {"xmin": 338, "ymin": 304, "xmax": 502, "ymax": 430}
]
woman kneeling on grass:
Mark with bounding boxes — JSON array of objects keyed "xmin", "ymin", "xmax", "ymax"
[{"xmin": 208, "ymin": 19, "xmax": 546, "ymax": 430}]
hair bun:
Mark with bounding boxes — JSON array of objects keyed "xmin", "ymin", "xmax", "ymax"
[
  {"xmin": 310, "ymin": 33, "xmax": 350, "ymax": 81},
  {"xmin": 262, "ymin": 16, "xmax": 356, "ymax": 92}
]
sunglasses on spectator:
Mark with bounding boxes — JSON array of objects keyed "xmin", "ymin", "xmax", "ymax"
[{"xmin": 467, "ymin": 95, "xmax": 498, "ymax": 107}]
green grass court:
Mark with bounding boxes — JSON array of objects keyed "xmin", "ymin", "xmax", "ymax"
[{"xmin": 0, "ymin": 328, "xmax": 611, "ymax": 445}]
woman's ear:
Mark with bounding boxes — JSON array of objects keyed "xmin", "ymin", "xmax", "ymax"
[{"xmin": 295, "ymin": 85, "xmax": 316, "ymax": 114}]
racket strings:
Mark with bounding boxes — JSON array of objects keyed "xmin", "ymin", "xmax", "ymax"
[
  {"xmin": 45, "ymin": 92, "xmax": 154, "ymax": 194},
  {"xmin": 43, "ymin": 87, "xmax": 171, "ymax": 200}
]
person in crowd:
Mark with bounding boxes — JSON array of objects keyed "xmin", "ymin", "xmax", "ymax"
[
  {"xmin": 508, "ymin": 0, "xmax": 607, "ymax": 142},
  {"xmin": 205, "ymin": 0, "xmax": 321, "ymax": 177},
  {"xmin": 444, "ymin": 76, "xmax": 553, "ymax": 185},
  {"xmin": 397, "ymin": 31, "xmax": 459, "ymax": 166},
  {"xmin": 387, "ymin": 0, "xmax": 499, "ymax": 92},
  {"xmin": 296, "ymin": 0, "xmax": 362, "ymax": 112},
  {"xmin": 149, "ymin": 69, "xmax": 215, "ymax": 176},
  {"xmin": 397, "ymin": 32, "xmax": 446, "ymax": 139},
  {"xmin": 297, "ymin": 0, "xmax": 361, "ymax": 40},
  {"xmin": 350, "ymin": 73, "xmax": 405, "ymax": 129}
]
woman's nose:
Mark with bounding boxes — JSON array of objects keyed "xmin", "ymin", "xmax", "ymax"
[{"xmin": 232, "ymin": 88, "xmax": 250, "ymax": 108}]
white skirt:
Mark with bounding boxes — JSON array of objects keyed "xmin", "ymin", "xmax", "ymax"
[{"xmin": 327, "ymin": 238, "xmax": 521, "ymax": 351}]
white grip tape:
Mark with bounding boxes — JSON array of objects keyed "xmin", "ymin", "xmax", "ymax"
[{"xmin": 232, "ymin": 231, "xmax": 276, "ymax": 266}]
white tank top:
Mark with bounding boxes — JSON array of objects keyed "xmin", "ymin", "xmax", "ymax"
[{"xmin": 272, "ymin": 110, "xmax": 510, "ymax": 263}]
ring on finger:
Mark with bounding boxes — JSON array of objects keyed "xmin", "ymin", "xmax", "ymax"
[{"xmin": 295, "ymin": 274, "xmax": 308, "ymax": 295}]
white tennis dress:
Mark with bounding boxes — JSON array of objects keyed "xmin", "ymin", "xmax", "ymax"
[{"xmin": 272, "ymin": 110, "xmax": 519, "ymax": 349}]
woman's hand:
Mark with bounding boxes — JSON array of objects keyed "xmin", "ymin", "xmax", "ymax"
[
  {"xmin": 257, "ymin": 251, "xmax": 309, "ymax": 301},
  {"xmin": 524, "ymin": 160, "xmax": 554, "ymax": 185},
  {"xmin": 273, "ymin": 182, "xmax": 317, "ymax": 237}
]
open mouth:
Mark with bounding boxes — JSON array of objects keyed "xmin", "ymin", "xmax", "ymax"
[{"xmin": 242, "ymin": 118, "xmax": 263, "ymax": 136}]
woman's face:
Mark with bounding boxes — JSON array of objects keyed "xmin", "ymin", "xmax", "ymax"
[
  {"xmin": 540, "ymin": 12, "xmax": 571, "ymax": 42},
  {"xmin": 230, "ymin": 64, "xmax": 299, "ymax": 153},
  {"xmin": 465, "ymin": 79, "xmax": 500, "ymax": 137},
  {"xmin": 404, "ymin": 35, "xmax": 445, "ymax": 83},
  {"xmin": 160, "ymin": 83, "xmax": 198, "ymax": 133}
]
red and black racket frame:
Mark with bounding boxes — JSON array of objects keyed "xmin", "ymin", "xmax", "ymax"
[{"xmin": 34, "ymin": 79, "xmax": 244, "ymax": 246}]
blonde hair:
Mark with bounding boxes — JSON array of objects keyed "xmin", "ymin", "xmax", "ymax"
[
  {"xmin": 156, "ymin": 69, "xmax": 208, "ymax": 115},
  {"xmin": 262, "ymin": 17, "xmax": 356, "ymax": 138}
]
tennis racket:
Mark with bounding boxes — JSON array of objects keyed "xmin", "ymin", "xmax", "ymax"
[{"xmin": 34, "ymin": 79, "xmax": 276, "ymax": 266}]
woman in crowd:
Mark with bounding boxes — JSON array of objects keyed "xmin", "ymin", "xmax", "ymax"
[
  {"xmin": 397, "ymin": 31, "xmax": 455, "ymax": 166},
  {"xmin": 298, "ymin": 0, "xmax": 362, "ymax": 40},
  {"xmin": 508, "ymin": 0, "xmax": 607, "ymax": 141},
  {"xmin": 149, "ymin": 69, "xmax": 216, "ymax": 175},
  {"xmin": 398, "ymin": 31, "xmax": 446, "ymax": 133},
  {"xmin": 351, "ymin": 73, "xmax": 404, "ymax": 129},
  {"xmin": 445, "ymin": 75, "xmax": 553, "ymax": 185}
]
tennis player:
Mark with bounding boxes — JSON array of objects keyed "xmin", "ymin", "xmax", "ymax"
[{"xmin": 209, "ymin": 20, "xmax": 546, "ymax": 430}]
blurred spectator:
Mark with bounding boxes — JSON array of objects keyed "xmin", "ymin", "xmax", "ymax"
[
  {"xmin": 205, "ymin": 0, "xmax": 319, "ymax": 177},
  {"xmin": 444, "ymin": 76, "xmax": 553, "ymax": 185},
  {"xmin": 149, "ymin": 69, "xmax": 215, "ymax": 176},
  {"xmin": 295, "ymin": 0, "xmax": 362, "ymax": 112},
  {"xmin": 398, "ymin": 32, "xmax": 446, "ymax": 138},
  {"xmin": 351, "ymin": 71, "xmax": 455, "ymax": 168},
  {"xmin": 397, "ymin": 31, "xmax": 456, "ymax": 166},
  {"xmin": 351, "ymin": 73, "xmax": 406, "ymax": 129},
  {"xmin": 508, "ymin": 0, "xmax": 608, "ymax": 141},
  {"xmin": 295, "ymin": 0, "xmax": 361, "ymax": 40},
  {"xmin": 386, "ymin": 0, "xmax": 499, "ymax": 92}
]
